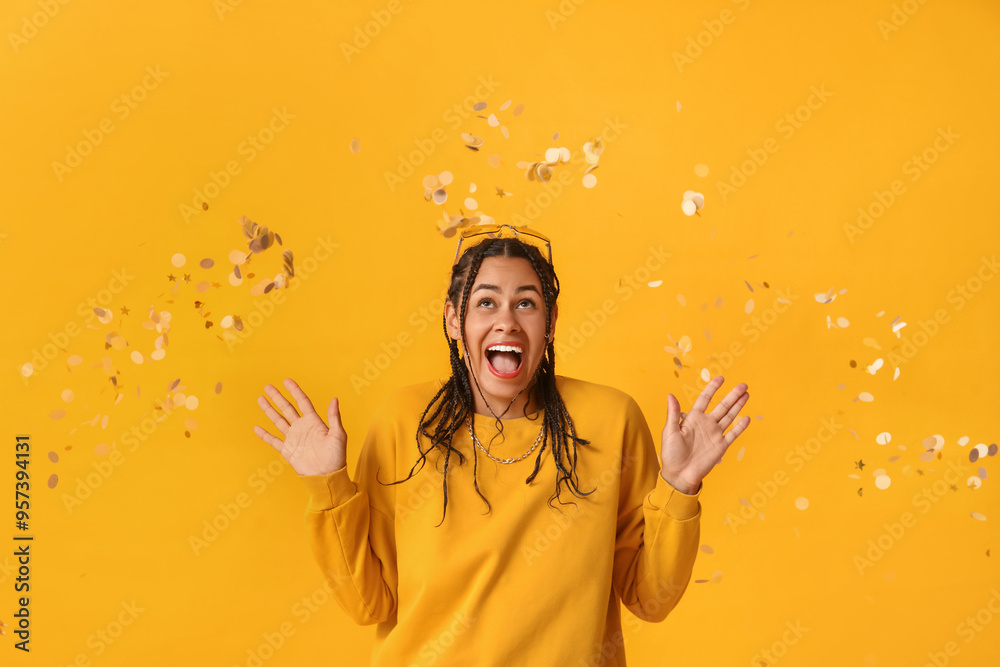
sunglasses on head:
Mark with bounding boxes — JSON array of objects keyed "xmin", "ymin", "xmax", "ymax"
[{"xmin": 452, "ymin": 224, "xmax": 553, "ymax": 266}]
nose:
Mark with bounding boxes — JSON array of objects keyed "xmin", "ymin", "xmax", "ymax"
[{"xmin": 493, "ymin": 305, "xmax": 521, "ymax": 333}]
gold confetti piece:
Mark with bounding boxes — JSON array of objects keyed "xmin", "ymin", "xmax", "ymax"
[
  {"xmin": 836, "ymin": 317, "xmax": 850, "ymax": 327},
  {"xmin": 61, "ymin": 389, "xmax": 74, "ymax": 402},
  {"xmin": 233, "ymin": 316, "xmax": 243, "ymax": 332},
  {"xmin": 694, "ymin": 163, "xmax": 709, "ymax": 177},
  {"xmin": 51, "ymin": 409, "xmax": 65, "ymax": 420},
  {"xmin": 200, "ymin": 258, "xmax": 214, "ymax": 269},
  {"xmin": 710, "ymin": 570, "xmax": 723, "ymax": 584},
  {"xmin": 676, "ymin": 294, "xmax": 686, "ymax": 306},
  {"xmin": 863, "ymin": 337, "xmax": 881, "ymax": 350},
  {"xmin": 473, "ymin": 101, "xmax": 487, "ymax": 111},
  {"xmin": 48, "ymin": 451, "xmax": 58, "ymax": 463},
  {"xmin": 676, "ymin": 101, "xmax": 681, "ymax": 112},
  {"xmin": 736, "ymin": 446, "xmax": 745, "ymax": 461},
  {"xmin": 94, "ymin": 443, "xmax": 110, "ymax": 456},
  {"xmin": 464, "ymin": 197, "xmax": 478, "ymax": 210},
  {"xmin": 923, "ymin": 434, "xmax": 945, "ymax": 451},
  {"xmin": 875, "ymin": 475, "xmax": 891, "ymax": 489},
  {"xmin": 196, "ymin": 281, "xmax": 210, "ymax": 293},
  {"xmin": 893, "ymin": 367, "xmax": 901, "ymax": 380},
  {"xmin": 47, "ymin": 474, "xmax": 58, "ymax": 489},
  {"xmin": 215, "ymin": 381, "xmax": 223, "ymax": 394},
  {"xmin": 150, "ymin": 349, "xmax": 166, "ymax": 361},
  {"xmin": 185, "ymin": 395, "xmax": 199, "ymax": 410},
  {"xmin": 185, "ymin": 417, "xmax": 199, "ymax": 430},
  {"xmin": 171, "ymin": 253, "xmax": 187, "ymax": 268},
  {"xmin": 968, "ymin": 477, "xmax": 982, "ymax": 489},
  {"xmin": 349, "ymin": 137, "xmax": 360, "ymax": 154},
  {"xmin": 814, "ymin": 288, "xmax": 837, "ymax": 304},
  {"xmin": 958, "ymin": 436, "xmax": 970, "ymax": 446},
  {"xmin": 648, "ymin": 280, "xmax": 662, "ymax": 288},
  {"xmin": 100, "ymin": 415, "xmax": 109, "ymax": 429},
  {"xmin": 131, "ymin": 351, "xmax": 144, "ymax": 364},
  {"xmin": 513, "ymin": 103, "xmax": 524, "ymax": 116},
  {"xmin": 876, "ymin": 432, "xmax": 891, "ymax": 445},
  {"xmin": 744, "ymin": 299, "xmax": 754, "ymax": 314},
  {"xmin": 971, "ymin": 512, "xmax": 987, "ymax": 521},
  {"xmin": 700, "ymin": 544, "xmax": 714, "ymax": 554},
  {"xmin": 174, "ymin": 392, "xmax": 186, "ymax": 405},
  {"xmin": 858, "ymin": 392, "xmax": 874, "ymax": 402},
  {"xmin": 794, "ymin": 497, "xmax": 809, "ymax": 510},
  {"xmin": 714, "ymin": 296, "xmax": 724, "ymax": 309},
  {"xmin": 919, "ymin": 451, "xmax": 936, "ymax": 463},
  {"xmin": 866, "ymin": 358, "xmax": 884, "ymax": 374},
  {"xmin": 978, "ymin": 466, "xmax": 988, "ymax": 479},
  {"xmin": 700, "ymin": 368, "xmax": 711, "ymax": 383},
  {"xmin": 582, "ymin": 173, "xmax": 597, "ymax": 188},
  {"xmin": 21, "ymin": 363, "xmax": 34, "ymax": 377}
]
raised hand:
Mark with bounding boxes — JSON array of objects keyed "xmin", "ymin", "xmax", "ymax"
[
  {"xmin": 253, "ymin": 378, "xmax": 348, "ymax": 477},
  {"xmin": 660, "ymin": 376, "xmax": 750, "ymax": 494}
]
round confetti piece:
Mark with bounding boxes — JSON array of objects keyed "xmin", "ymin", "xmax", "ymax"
[
  {"xmin": 694, "ymin": 163, "xmax": 709, "ymax": 177},
  {"xmin": 744, "ymin": 299, "xmax": 754, "ymax": 314},
  {"xmin": 228, "ymin": 273, "xmax": 243, "ymax": 287},
  {"xmin": 700, "ymin": 368, "xmax": 711, "ymax": 383},
  {"xmin": 48, "ymin": 451, "xmax": 59, "ymax": 463},
  {"xmin": 487, "ymin": 153, "xmax": 501, "ymax": 168},
  {"xmin": 582, "ymin": 173, "xmax": 597, "ymax": 188},
  {"xmin": 131, "ymin": 351, "xmax": 144, "ymax": 364},
  {"xmin": 47, "ymin": 474, "xmax": 58, "ymax": 489},
  {"xmin": 171, "ymin": 253, "xmax": 186, "ymax": 268},
  {"xmin": 919, "ymin": 451, "xmax": 935, "ymax": 463},
  {"xmin": 21, "ymin": 362, "xmax": 33, "ymax": 377},
  {"xmin": 61, "ymin": 389, "xmax": 74, "ymax": 403},
  {"xmin": 151, "ymin": 349, "xmax": 166, "ymax": 361},
  {"xmin": 438, "ymin": 171, "xmax": 453, "ymax": 186},
  {"xmin": 200, "ymin": 258, "xmax": 215, "ymax": 269},
  {"xmin": 794, "ymin": 497, "xmax": 809, "ymax": 510},
  {"xmin": 101, "ymin": 415, "xmax": 109, "ymax": 429},
  {"xmin": 875, "ymin": 475, "xmax": 891, "ymax": 490},
  {"xmin": 923, "ymin": 434, "xmax": 945, "ymax": 451},
  {"xmin": 464, "ymin": 197, "xmax": 478, "ymax": 210},
  {"xmin": 185, "ymin": 395, "xmax": 199, "ymax": 410},
  {"xmin": 872, "ymin": 468, "xmax": 886, "ymax": 478},
  {"xmin": 858, "ymin": 392, "xmax": 874, "ymax": 402},
  {"xmin": 714, "ymin": 296, "xmax": 724, "ymax": 309},
  {"xmin": 94, "ymin": 443, "xmax": 110, "ymax": 456},
  {"xmin": 971, "ymin": 512, "xmax": 987, "ymax": 521},
  {"xmin": 185, "ymin": 417, "xmax": 199, "ymax": 430},
  {"xmin": 876, "ymin": 432, "xmax": 891, "ymax": 445},
  {"xmin": 174, "ymin": 392, "xmax": 186, "ymax": 405},
  {"xmin": 229, "ymin": 250, "xmax": 246, "ymax": 265},
  {"xmin": 68, "ymin": 355, "xmax": 83, "ymax": 366},
  {"xmin": 681, "ymin": 200, "xmax": 697, "ymax": 216},
  {"xmin": 51, "ymin": 409, "xmax": 65, "ymax": 420},
  {"xmin": 957, "ymin": 435, "xmax": 970, "ymax": 446},
  {"xmin": 700, "ymin": 544, "xmax": 714, "ymax": 554},
  {"xmin": 215, "ymin": 381, "xmax": 223, "ymax": 394},
  {"xmin": 196, "ymin": 281, "xmax": 211, "ymax": 293},
  {"xmin": 978, "ymin": 466, "xmax": 987, "ymax": 479},
  {"xmin": 648, "ymin": 280, "xmax": 662, "ymax": 288},
  {"xmin": 989, "ymin": 444, "xmax": 998, "ymax": 456},
  {"xmin": 968, "ymin": 476, "xmax": 982, "ymax": 490},
  {"xmin": 836, "ymin": 317, "xmax": 850, "ymax": 327},
  {"xmin": 349, "ymin": 137, "xmax": 360, "ymax": 154},
  {"xmin": 676, "ymin": 294, "xmax": 686, "ymax": 306}
]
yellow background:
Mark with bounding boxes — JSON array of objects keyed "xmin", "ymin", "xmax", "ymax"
[{"xmin": 2, "ymin": 0, "xmax": 998, "ymax": 665}]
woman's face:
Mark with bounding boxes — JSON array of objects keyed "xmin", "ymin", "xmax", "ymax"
[{"xmin": 445, "ymin": 255, "xmax": 557, "ymax": 417}]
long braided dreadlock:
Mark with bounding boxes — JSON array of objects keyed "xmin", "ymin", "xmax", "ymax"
[{"xmin": 378, "ymin": 237, "xmax": 594, "ymax": 526}]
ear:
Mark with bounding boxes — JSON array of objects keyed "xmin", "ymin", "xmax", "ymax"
[{"xmin": 444, "ymin": 299, "xmax": 461, "ymax": 341}]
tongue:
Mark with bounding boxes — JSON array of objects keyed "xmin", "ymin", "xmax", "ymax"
[{"xmin": 490, "ymin": 351, "xmax": 520, "ymax": 373}]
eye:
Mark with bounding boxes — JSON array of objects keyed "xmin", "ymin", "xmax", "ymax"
[
  {"xmin": 477, "ymin": 297, "xmax": 494, "ymax": 307},
  {"xmin": 517, "ymin": 298, "xmax": 536, "ymax": 308}
]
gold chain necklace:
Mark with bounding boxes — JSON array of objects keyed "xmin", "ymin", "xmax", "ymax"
[{"xmin": 466, "ymin": 416, "xmax": 544, "ymax": 464}]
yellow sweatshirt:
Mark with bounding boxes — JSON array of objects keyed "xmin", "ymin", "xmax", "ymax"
[{"xmin": 298, "ymin": 375, "xmax": 702, "ymax": 666}]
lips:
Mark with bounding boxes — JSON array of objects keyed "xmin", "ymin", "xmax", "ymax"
[{"xmin": 484, "ymin": 341, "xmax": 524, "ymax": 379}]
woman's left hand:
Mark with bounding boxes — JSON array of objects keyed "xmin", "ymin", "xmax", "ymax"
[{"xmin": 659, "ymin": 376, "xmax": 750, "ymax": 494}]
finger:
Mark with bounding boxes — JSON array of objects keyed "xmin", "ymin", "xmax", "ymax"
[
  {"xmin": 690, "ymin": 376, "xmax": 724, "ymax": 414},
  {"xmin": 665, "ymin": 393, "xmax": 681, "ymax": 436},
  {"xmin": 257, "ymin": 395, "xmax": 289, "ymax": 434},
  {"xmin": 253, "ymin": 424, "xmax": 285, "ymax": 453},
  {"xmin": 265, "ymin": 384, "xmax": 301, "ymax": 422},
  {"xmin": 724, "ymin": 416, "xmax": 751, "ymax": 446},
  {"xmin": 717, "ymin": 392, "xmax": 750, "ymax": 431},
  {"xmin": 284, "ymin": 378, "xmax": 318, "ymax": 417},
  {"xmin": 327, "ymin": 396, "xmax": 342, "ymax": 429},
  {"xmin": 708, "ymin": 382, "xmax": 748, "ymax": 422}
]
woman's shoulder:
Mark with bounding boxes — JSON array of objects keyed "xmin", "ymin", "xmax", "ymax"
[
  {"xmin": 554, "ymin": 374, "xmax": 640, "ymax": 410},
  {"xmin": 374, "ymin": 378, "xmax": 449, "ymax": 417}
]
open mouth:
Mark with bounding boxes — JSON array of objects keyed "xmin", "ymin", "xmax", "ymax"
[{"xmin": 485, "ymin": 344, "xmax": 523, "ymax": 378}]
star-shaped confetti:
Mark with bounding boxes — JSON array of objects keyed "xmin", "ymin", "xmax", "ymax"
[
  {"xmin": 855, "ymin": 459, "xmax": 865, "ymax": 471},
  {"xmin": 167, "ymin": 274, "xmax": 176, "ymax": 281},
  {"xmin": 120, "ymin": 306, "xmax": 130, "ymax": 315}
]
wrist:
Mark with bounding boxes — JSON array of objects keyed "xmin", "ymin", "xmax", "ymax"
[{"xmin": 660, "ymin": 470, "xmax": 700, "ymax": 495}]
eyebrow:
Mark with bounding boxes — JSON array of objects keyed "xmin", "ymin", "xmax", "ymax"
[{"xmin": 472, "ymin": 284, "xmax": 541, "ymax": 296}]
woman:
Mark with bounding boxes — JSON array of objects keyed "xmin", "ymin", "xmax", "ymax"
[{"xmin": 253, "ymin": 224, "xmax": 750, "ymax": 666}]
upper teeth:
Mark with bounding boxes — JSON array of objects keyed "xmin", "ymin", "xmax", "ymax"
[{"xmin": 488, "ymin": 344, "xmax": 523, "ymax": 353}]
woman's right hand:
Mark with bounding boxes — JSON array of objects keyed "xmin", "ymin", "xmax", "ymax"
[{"xmin": 253, "ymin": 378, "xmax": 347, "ymax": 477}]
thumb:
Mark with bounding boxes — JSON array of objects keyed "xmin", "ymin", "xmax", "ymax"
[
  {"xmin": 665, "ymin": 393, "xmax": 681, "ymax": 436},
  {"xmin": 327, "ymin": 396, "xmax": 342, "ymax": 429}
]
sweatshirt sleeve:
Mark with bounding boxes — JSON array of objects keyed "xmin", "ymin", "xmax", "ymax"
[
  {"xmin": 612, "ymin": 395, "xmax": 702, "ymax": 623},
  {"xmin": 297, "ymin": 398, "xmax": 399, "ymax": 626}
]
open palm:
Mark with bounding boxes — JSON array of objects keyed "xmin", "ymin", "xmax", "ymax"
[
  {"xmin": 253, "ymin": 378, "xmax": 348, "ymax": 477},
  {"xmin": 660, "ymin": 376, "xmax": 750, "ymax": 494}
]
